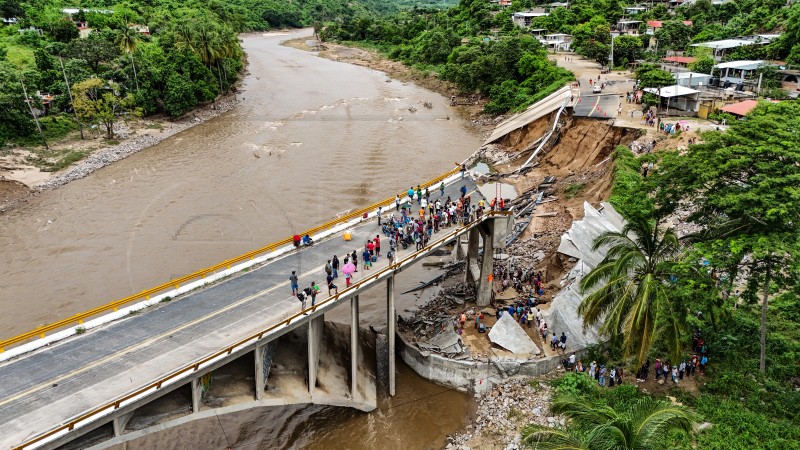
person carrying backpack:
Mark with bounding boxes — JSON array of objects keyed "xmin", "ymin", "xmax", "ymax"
[{"xmin": 296, "ymin": 290, "xmax": 307, "ymax": 314}]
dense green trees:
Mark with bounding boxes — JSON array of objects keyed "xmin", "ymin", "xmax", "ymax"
[
  {"xmin": 523, "ymin": 394, "xmax": 696, "ymax": 449},
  {"xmin": 579, "ymin": 218, "xmax": 685, "ymax": 365},
  {"xmin": 322, "ymin": 0, "xmax": 574, "ymax": 114}
]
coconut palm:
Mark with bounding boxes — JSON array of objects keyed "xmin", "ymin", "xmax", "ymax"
[
  {"xmin": 578, "ymin": 217, "xmax": 683, "ymax": 365},
  {"xmin": 522, "ymin": 395, "xmax": 696, "ymax": 450},
  {"xmin": 117, "ymin": 21, "xmax": 141, "ymax": 91}
]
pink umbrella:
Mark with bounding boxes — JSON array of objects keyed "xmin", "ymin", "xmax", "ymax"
[{"xmin": 342, "ymin": 263, "xmax": 356, "ymax": 275}]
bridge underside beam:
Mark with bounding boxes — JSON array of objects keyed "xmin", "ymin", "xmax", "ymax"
[
  {"xmin": 387, "ymin": 276, "xmax": 396, "ymax": 397},
  {"xmin": 465, "ymin": 228, "xmax": 481, "ymax": 284},
  {"xmin": 112, "ymin": 410, "xmax": 134, "ymax": 437},
  {"xmin": 477, "ymin": 219, "xmax": 495, "ymax": 307},
  {"xmin": 308, "ymin": 314, "xmax": 323, "ymax": 394},
  {"xmin": 350, "ymin": 295, "xmax": 359, "ymax": 398}
]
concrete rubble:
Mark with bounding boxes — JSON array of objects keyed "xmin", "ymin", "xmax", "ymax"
[
  {"xmin": 548, "ymin": 201, "xmax": 624, "ymax": 348},
  {"xmin": 447, "ymin": 378, "xmax": 564, "ymax": 450},
  {"xmin": 488, "ymin": 313, "xmax": 540, "ymax": 355}
]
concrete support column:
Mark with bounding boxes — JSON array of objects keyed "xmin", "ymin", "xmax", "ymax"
[
  {"xmin": 191, "ymin": 377, "xmax": 204, "ymax": 413},
  {"xmin": 465, "ymin": 228, "xmax": 481, "ymax": 284},
  {"xmin": 112, "ymin": 411, "xmax": 134, "ymax": 437},
  {"xmin": 350, "ymin": 295, "xmax": 359, "ymax": 398},
  {"xmin": 308, "ymin": 314, "xmax": 324, "ymax": 394},
  {"xmin": 387, "ymin": 276, "xmax": 396, "ymax": 396},
  {"xmin": 254, "ymin": 344, "xmax": 265, "ymax": 400},
  {"xmin": 477, "ymin": 219, "xmax": 495, "ymax": 307}
]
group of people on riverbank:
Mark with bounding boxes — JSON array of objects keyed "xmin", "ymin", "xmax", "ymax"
[{"xmin": 635, "ymin": 329, "xmax": 710, "ymax": 383}]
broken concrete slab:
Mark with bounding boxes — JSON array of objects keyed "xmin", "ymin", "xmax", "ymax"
[{"xmin": 488, "ymin": 313, "xmax": 540, "ymax": 355}]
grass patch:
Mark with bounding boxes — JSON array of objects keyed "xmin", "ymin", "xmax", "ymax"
[
  {"xmin": 26, "ymin": 150, "xmax": 88, "ymax": 172},
  {"xmin": 75, "ymin": 326, "xmax": 86, "ymax": 335},
  {"xmin": 564, "ymin": 182, "xmax": 586, "ymax": 198},
  {"xmin": 12, "ymin": 116, "xmax": 80, "ymax": 148},
  {"xmin": 160, "ymin": 296, "xmax": 172, "ymax": 303},
  {"xmin": 105, "ymin": 139, "xmax": 120, "ymax": 146}
]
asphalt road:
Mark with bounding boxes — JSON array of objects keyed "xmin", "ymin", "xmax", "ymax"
[{"xmin": 0, "ymin": 177, "xmax": 484, "ymax": 448}]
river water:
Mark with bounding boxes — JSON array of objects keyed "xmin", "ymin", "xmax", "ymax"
[{"xmin": 1, "ymin": 30, "xmax": 483, "ymax": 448}]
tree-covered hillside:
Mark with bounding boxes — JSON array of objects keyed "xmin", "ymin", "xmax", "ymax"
[
  {"xmin": 320, "ymin": 0, "xmax": 575, "ymax": 114},
  {"xmin": 0, "ymin": 0, "xmax": 451, "ymax": 146}
]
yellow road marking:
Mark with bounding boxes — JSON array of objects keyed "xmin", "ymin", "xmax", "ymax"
[
  {"xmin": 588, "ymin": 95, "xmax": 601, "ymax": 117},
  {"xmin": 0, "ymin": 183, "xmax": 479, "ymax": 409}
]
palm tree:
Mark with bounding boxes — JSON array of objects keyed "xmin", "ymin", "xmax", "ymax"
[
  {"xmin": 117, "ymin": 21, "xmax": 141, "ymax": 91},
  {"xmin": 522, "ymin": 395, "xmax": 696, "ymax": 449},
  {"xmin": 578, "ymin": 217, "xmax": 683, "ymax": 365}
]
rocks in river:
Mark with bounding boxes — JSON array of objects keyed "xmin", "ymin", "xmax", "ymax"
[{"xmin": 449, "ymin": 377, "xmax": 563, "ymax": 448}]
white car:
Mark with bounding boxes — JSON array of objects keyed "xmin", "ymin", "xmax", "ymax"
[{"xmin": 592, "ymin": 85, "xmax": 602, "ymax": 93}]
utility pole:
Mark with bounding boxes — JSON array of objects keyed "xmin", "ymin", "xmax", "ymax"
[
  {"xmin": 19, "ymin": 76, "xmax": 49, "ymax": 150},
  {"xmin": 59, "ymin": 57, "xmax": 84, "ymax": 139}
]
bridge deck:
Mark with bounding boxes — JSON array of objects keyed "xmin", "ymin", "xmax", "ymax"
[{"xmin": 0, "ymin": 178, "xmax": 484, "ymax": 448}]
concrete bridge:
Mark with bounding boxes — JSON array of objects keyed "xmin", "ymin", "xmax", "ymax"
[{"xmin": 0, "ymin": 171, "xmax": 511, "ymax": 450}]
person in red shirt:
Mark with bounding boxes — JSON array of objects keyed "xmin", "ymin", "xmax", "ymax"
[
  {"xmin": 374, "ymin": 235, "xmax": 381, "ymax": 256},
  {"xmin": 367, "ymin": 240, "xmax": 375, "ymax": 257}
]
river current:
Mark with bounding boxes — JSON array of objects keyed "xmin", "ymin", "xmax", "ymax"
[{"xmin": 1, "ymin": 30, "xmax": 483, "ymax": 448}]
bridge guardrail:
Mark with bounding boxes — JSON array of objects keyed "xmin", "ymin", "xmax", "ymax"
[
  {"xmin": 12, "ymin": 209, "xmax": 511, "ymax": 450},
  {"xmin": 0, "ymin": 166, "xmax": 461, "ymax": 353}
]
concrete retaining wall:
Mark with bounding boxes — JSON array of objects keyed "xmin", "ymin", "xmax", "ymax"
[{"xmin": 398, "ymin": 333, "xmax": 585, "ymax": 393}]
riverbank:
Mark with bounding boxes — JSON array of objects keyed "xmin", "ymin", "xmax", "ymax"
[
  {"xmin": 0, "ymin": 94, "xmax": 240, "ymax": 212},
  {"xmin": 282, "ymin": 37, "xmax": 504, "ymax": 132}
]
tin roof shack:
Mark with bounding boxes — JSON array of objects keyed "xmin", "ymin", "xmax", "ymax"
[
  {"xmin": 644, "ymin": 85, "xmax": 700, "ymax": 113},
  {"xmin": 778, "ymin": 69, "xmax": 800, "ymax": 98}
]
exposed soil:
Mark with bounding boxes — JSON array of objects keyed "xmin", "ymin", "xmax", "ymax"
[{"xmin": 0, "ymin": 178, "xmax": 32, "ymax": 213}]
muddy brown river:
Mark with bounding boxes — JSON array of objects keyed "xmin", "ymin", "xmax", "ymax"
[{"xmin": 1, "ymin": 30, "xmax": 483, "ymax": 448}]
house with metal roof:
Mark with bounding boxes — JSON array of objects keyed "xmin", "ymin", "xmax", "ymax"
[
  {"xmin": 713, "ymin": 60, "xmax": 768, "ymax": 85},
  {"xmin": 643, "ymin": 85, "xmax": 701, "ymax": 111},
  {"xmin": 691, "ymin": 35, "xmax": 780, "ymax": 61}
]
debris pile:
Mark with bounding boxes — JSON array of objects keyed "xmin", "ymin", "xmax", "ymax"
[{"xmin": 446, "ymin": 378, "xmax": 563, "ymax": 450}]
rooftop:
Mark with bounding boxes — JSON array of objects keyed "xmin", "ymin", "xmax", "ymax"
[
  {"xmin": 691, "ymin": 35, "xmax": 780, "ymax": 50},
  {"xmin": 643, "ymin": 85, "xmax": 700, "ymax": 98},
  {"xmin": 714, "ymin": 60, "xmax": 765, "ymax": 70},
  {"xmin": 662, "ymin": 56, "xmax": 697, "ymax": 64},
  {"xmin": 721, "ymin": 99, "xmax": 759, "ymax": 116},
  {"xmin": 647, "ymin": 20, "xmax": 693, "ymax": 28}
]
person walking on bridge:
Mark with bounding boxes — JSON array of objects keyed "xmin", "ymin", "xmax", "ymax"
[
  {"xmin": 460, "ymin": 185, "xmax": 467, "ymax": 198},
  {"xmin": 290, "ymin": 271, "xmax": 299, "ymax": 297},
  {"xmin": 374, "ymin": 235, "xmax": 381, "ymax": 256},
  {"xmin": 395, "ymin": 195, "xmax": 401, "ymax": 212},
  {"xmin": 332, "ymin": 255, "xmax": 340, "ymax": 278},
  {"xmin": 440, "ymin": 181, "xmax": 445, "ymax": 197},
  {"xmin": 326, "ymin": 273, "xmax": 338, "ymax": 296}
]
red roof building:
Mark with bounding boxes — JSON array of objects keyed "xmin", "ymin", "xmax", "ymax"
[
  {"xmin": 647, "ymin": 20, "xmax": 693, "ymax": 29},
  {"xmin": 662, "ymin": 56, "xmax": 698, "ymax": 65},
  {"xmin": 721, "ymin": 100, "xmax": 759, "ymax": 117}
]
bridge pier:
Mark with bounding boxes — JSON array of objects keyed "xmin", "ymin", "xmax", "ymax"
[
  {"xmin": 254, "ymin": 341, "xmax": 277, "ymax": 400},
  {"xmin": 112, "ymin": 410, "xmax": 134, "ymax": 437},
  {"xmin": 477, "ymin": 219, "xmax": 495, "ymax": 307},
  {"xmin": 308, "ymin": 314, "xmax": 324, "ymax": 394},
  {"xmin": 387, "ymin": 275, "xmax": 396, "ymax": 396},
  {"xmin": 350, "ymin": 295, "xmax": 359, "ymax": 398},
  {"xmin": 465, "ymin": 228, "xmax": 481, "ymax": 284},
  {"xmin": 191, "ymin": 376, "xmax": 203, "ymax": 413}
]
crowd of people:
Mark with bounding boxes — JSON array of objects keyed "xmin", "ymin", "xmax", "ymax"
[
  {"xmin": 634, "ymin": 329, "xmax": 710, "ymax": 383},
  {"xmin": 289, "ymin": 179, "xmax": 499, "ymax": 314}
]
